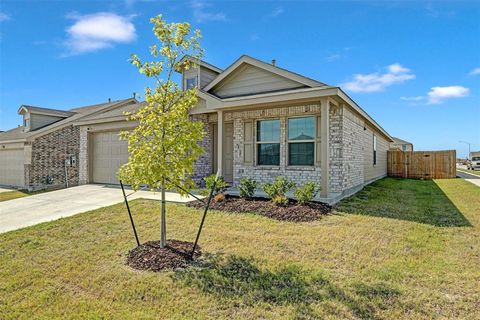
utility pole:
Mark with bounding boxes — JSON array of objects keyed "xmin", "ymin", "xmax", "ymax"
[{"xmin": 459, "ymin": 140, "xmax": 471, "ymax": 157}]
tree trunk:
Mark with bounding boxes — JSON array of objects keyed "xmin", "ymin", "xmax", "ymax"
[{"xmin": 160, "ymin": 180, "xmax": 167, "ymax": 248}]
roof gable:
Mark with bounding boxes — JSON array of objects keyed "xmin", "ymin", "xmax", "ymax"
[{"xmin": 204, "ymin": 55, "xmax": 326, "ymax": 98}]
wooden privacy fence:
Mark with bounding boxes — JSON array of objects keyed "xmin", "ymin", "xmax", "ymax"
[{"xmin": 387, "ymin": 150, "xmax": 456, "ymax": 179}]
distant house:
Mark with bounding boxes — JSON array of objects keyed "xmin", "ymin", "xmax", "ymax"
[
  {"xmin": 1, "ymin": 54, "xmax": 397, "ymax": 203},
  {"xmin": 0, "ymin": 99, "xmax": 138, "ymax": 190},
  {"xmin": 390, "ymin": 137, "xmax": 413, "ymax": 151}
]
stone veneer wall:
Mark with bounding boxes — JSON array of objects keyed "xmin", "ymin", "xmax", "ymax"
[
  {"xmin": 191, "ymin": 114, "xmax": 213, "ymax": 186},
  {"xmin": 230, "ymin": 104, "xmax": 323, "ymax": 187},
  {"xmin": 26, "ymin": 125, "xmax": 80, "ymax": 189},
  {"xmin": 191, "ymin": 103, "xmax": 381, "ymax": 197},
  {"xmin": 341, "ymin": 108, "xmax": 365, "ymax": 191},
  {"xmin": 79, "ymin": 126, "xmax": 88, "ymax": 184}
]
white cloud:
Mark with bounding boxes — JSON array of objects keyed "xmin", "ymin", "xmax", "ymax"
[
  {"xmin": 469, "ymin": 67, "xmax": 480, "ymax": 76},
  {"xmin": 191, "ymin": 1, "xmax": 227, "ymax": 23},
  {"xmin": 0, "ymin": 12, "xmax": 11, "ymax": 22},
  {"xmin": 401, "ymin": 96, "xmax": 424, "ymax": 102},
  {"xmin": 268, "ymin": 8, "xmax": 284, "ymax": 17},
  {"xmin": 64, "ymin": 12, "xmax": 136, "ymax": 55},
  {"xmin": 427, "ymin": 86, "xmax": 469, "ymax": 104},
  {"xmin": 342, "ymin": 63, "xmax": 415, "ymax": 93}
]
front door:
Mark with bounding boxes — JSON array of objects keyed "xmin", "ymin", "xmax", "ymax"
[{"xmin": 223, "ymin": 122, "xmax": 234, "ymax": 183}]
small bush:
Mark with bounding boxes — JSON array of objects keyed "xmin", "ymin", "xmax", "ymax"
[
  {"xmin": 202, "ymin": 174, "xmax": 229, "ymax": 195},
  {"xmin": 262, "ymin": 176, "xmax": 296, "ymax": 199},
  {"xmin": 214, "ymin": 193, "xmax": 226, "ymax": 203},
  {"xmin": 272, "ymin": 194, "xmax": 289, "ymax": 207},
  {"xmin": 294, "ymin": 182, "xmax": 319, "ymax": 204},
  {"xmin": 238, "ymin": 177, "xmax": 258, "ymax": 198}
]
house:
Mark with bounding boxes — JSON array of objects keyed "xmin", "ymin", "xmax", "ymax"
[
  {"xmin": 1, "ymin": 54, "xmax": 394, "ymax": 203},
  {"xmin": 390, "ymin": 137, "xmax": 413, "ymax": 151},
  {"xmin": 180, "ymin": 55, "xmax": 394, "ymax": 202},
  {"xmin": 0, "ymin": 98, "xmax": 138, "ymax": 190}
]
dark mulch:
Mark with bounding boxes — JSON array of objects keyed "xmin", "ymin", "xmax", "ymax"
[
  {"xmin": 186, "ymin": 196, "xmax": 332, "ymax": 222},
  {"xmin": 126, "ymin": 239, "xmax": 201, "ymax": 272}
]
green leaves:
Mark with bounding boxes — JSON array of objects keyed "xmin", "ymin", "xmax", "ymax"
[{"xmin": 118, "ymin": 15, "xmax": 205, "ymax": 196}]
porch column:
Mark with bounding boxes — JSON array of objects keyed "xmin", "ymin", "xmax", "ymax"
[
  {"xmin": 320, "ymin": 98, "xmax": 330, "ymax": 198},
  {"xmin": 217, "ymin": 110, "xmax": 223, "ymax": 177}
]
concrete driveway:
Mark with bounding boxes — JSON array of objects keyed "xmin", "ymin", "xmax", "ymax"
[{"xmin": 0, "ymin": 184, "xmax": 200, "ymax": 234}]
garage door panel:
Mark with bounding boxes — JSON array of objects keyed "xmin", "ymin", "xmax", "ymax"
[
  {"xmin": 0, "ymin": 148, "xmax": 25, "ymax": 187},
  {"xmin": 91, "ymin": 131, "xmax": 129, "ymax": 184}
]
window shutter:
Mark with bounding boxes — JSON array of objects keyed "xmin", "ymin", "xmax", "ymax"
[
  {"xmin": 316, "ymin": 116, "xmax": 321, "ymax": 166},
  {"xmin": 243, "ymin": 120, "xmax": 254, "ymax": 165}
]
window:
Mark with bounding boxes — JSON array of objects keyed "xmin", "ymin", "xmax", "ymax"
[
  {"xmin": 288, "ymin": 116, "xmax": 315, "ymax": 166},
  {"xmin": 186, "ymin": 77, "xmax": 197, "ymax": 89},
  {"xmin": 402, "ymin": 144, "xmax": 407, "ymax": 151},
  {"xmin": 256, "ymin": 119, "xmax": 280, "ymax": 165},
  {"xmin": 23, "ymin": 118, "xmax": 29, "ymax": 129},
  {"xmin": 373, "ymin": 135, "xmax": 377, "ymax": 165}
]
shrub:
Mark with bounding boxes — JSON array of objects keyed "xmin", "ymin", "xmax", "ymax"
[
  {"xmin": 294, "ymin": 182, "xmax": 319, "ymax": 204},
  {"xmin": 262, "ymin": 176, "xmax": 296, "ymax": 199},
  {"xmin": 214, "ymin": 193, "xmax": 226, "ymax": 203},
  {"xmin": 272, "ymin": 194, "xmax": 289, "ymax": 207},
  {"xmin": 238, "ymin": 177, "xmax": 258, "ymax": 198},
  {"xmin": 201, "ymin": 174, "xmax": 229, "ymax": 196}
]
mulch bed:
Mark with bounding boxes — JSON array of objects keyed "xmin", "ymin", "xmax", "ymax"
[
  {"xmin": 126, "ymin": 239, "xmax": 201, "ymax": 272},
  {"xmin": 186, "ymin": 196, "xmax": 332, "ymax": 222}
]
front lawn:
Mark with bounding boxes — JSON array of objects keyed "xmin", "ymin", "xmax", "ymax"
[
  {"xmin": 0, "ymin": 190, "xmax": 31, "ymax": 202},
  {"xmin": 1, "ymin": 178, "xmax": 479, "ymax": 319}
]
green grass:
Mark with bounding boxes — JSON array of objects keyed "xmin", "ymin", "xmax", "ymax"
[
  {"xmin": 457, "ymin": 167, "xmax": 480, "ymax": 176},
  {"xmin": 1, "ymin": 178, "xmax": 479, "ymax": 319},
  {"xmin": 0, "ymin": 189, "xmax": 48, "ymax": 202},
  {"xmin": 0, "ymin": 190, "xmax": 31, "ymax": 202}
]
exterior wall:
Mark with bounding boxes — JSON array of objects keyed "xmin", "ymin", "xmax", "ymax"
[
  {"xmin": 212, "ymin": 65, "xmax": 306, "ymax": 98},
  {"xmin": 341, "ymin": 108, "xmax": 365, "ymax": 191},
  {"xmin": 191, "ymin": 114, "xmax": 213, "ymax": 186},
  {"xmin": 363, "ymin": 124, "xmax": 389, "ymax": 182},
  {"xmin": 26, "ymin": 125, "xmax": 80, "ymax": 190},
  {"xmin": 200, "ymin": 66, "xmax": 218, "ymax": 89},
  {"xmin": 229, "ymin": 104, "xmax": 322, "ymax": 187},
  {"xmin": 79, "ymin": 127, "xmax": 88, "ymax": 184},
  {"xmin": 30, "ymin": 114, "xmax": 64, "ymax": 131}
]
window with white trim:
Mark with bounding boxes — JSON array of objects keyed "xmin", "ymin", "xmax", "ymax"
[
  {"xmin": 288, "ymin": 116, "xmax": 315, "ymax": 166},
  {"xmin": 256, "ymin": 119, "xmax": 280, "ymax": 166},
  {"xmin": 186, "ymin": 77, "xmax": 197, "ymax": 89}
]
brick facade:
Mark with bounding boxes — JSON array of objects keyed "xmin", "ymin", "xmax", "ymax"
[
  {"xmin": 191, "ymin": 114, "xmax": 213, "ymax": 186},
  {"xmin": 192, "ymin": 102, "xmax": 389, "ymax": 199},
  {"xmin": 26, "ymin": 125, "xmax": 80, "ymax": 190}
]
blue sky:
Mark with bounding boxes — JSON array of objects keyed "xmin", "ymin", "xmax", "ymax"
[{"xmin": 0, "ymin": 0, "xmax": 479, "ymax": 157}]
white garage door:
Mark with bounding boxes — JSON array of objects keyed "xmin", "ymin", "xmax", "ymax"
[
  {"xmin": 0, "ymin": 148, "xmax": 25, "ymax": 187},
  {"xmin": 91, "ymin": 132, "xmax": 129, "ymax": 184}
]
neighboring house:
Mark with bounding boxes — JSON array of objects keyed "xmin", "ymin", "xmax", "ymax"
[
  {"xmin": 0, "ymin": 98, "xmax": 138, "ymax": 190},
  {"xmin": 390, "ymin": 137, "xmax": 413, "ymax": 151},
  {"xmin": 0, "ymin": 54, "xmax": 395, "ymax": 203},
  {"xmin": 180, "ymin": 55, "xmax": 394, "ymax": 202}
]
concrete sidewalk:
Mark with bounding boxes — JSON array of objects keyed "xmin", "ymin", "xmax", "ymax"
[{"xmin": 0, "ymin": 184, "xmax": 200, "ymax": 234}]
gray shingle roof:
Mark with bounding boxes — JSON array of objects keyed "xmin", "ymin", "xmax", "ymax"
[{"xmin": 20, "ymin": 105, "xmax": 75, "ymax": 117}]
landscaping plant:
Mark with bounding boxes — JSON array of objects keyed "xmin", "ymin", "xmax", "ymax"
[
  {"xmin": 294, "ymin": 182, "xmax": 319, "ymax": 204},
  {"xmin": 118, "ymin": 15, "xmax": 204, "ymax": 248},
  {"xmin": 202, "ymin": 174, "xmax": 229, "ymax": 195},
  {"xmin": 238, "ymin": 177, "xmax": 258, "ymax": 198},
  {"xmin": 262, "ymin": 176, "xmax": 296, "ymax": 205}
]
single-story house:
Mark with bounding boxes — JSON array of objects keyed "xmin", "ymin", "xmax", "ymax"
[
  {"xmin": 0, "ymin": 54, "xmax": 395, "ymax": 203},
  {"xmin": 0, "ymin": 98, "xmax": 138, "ymax": 190},
  {"xmin": 181, "ymin": 55, "xmax": 394, "ymax": 202},
  {"xmin": 390, "ymin": 137, "xmax": 413, "ymax": 151}
]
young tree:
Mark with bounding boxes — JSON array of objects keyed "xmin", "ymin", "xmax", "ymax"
[{"xmin": 119, "ymin": 15, "xmax": 205, "ymax": 248}]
